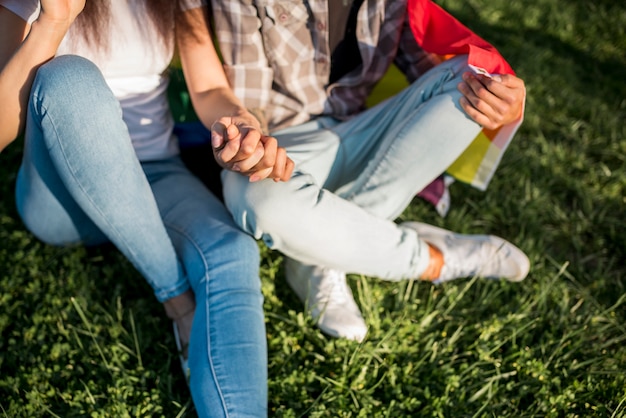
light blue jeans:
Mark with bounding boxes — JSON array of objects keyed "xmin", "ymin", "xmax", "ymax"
[
  {"xmin": 223, "ymin": 55, "xmax": 482, "ymax": 280},
  {"xmin": 15, "ymin": 55, "xmax": 267, "ymax": 417}
]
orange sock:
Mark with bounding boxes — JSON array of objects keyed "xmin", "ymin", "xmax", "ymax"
[{"xmin": 420, "ymin": 243, "xmax": 444, "ymax": 281}]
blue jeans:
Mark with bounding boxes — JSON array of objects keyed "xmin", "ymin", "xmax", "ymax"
[
  {"xmin": 222, "ymin": 56, "xmax": 482, "ymax": 280},
  {"xmin": 15, "ymin": 55, "xmax": 267, "ymax": 417}
]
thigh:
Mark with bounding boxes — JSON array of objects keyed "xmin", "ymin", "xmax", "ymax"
[
  {"xmin": 272, "ymin": 57, "xmax": 475, "ymax": 195},
  {"xmin": 329, "ymin": 55, "xmax": 480, "ymax": 208},
  {"xmin": 332, "ymin": 57, "xmax": 472, "ymax": 165},
  {"xmin": 332, "ymin": 55, "xmax": 472, "ymax": 150},
  {"xmin": 15, "ymin": 113, "xmax": 107, "ymax": 247}
]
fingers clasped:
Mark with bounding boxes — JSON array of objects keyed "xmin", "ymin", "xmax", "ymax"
[{"xmin": 211, "ymin": 117, "xmax": 294, "ymax": 183}]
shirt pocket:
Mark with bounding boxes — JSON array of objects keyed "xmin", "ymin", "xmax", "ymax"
[{"xmin": 260, "ymin": 0, "xmax": 315, "ymax": 66}]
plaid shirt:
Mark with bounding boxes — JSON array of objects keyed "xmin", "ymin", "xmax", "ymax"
[{"xmin": 210, "ymin": 0, "xmax": 438, "ymax": 132}]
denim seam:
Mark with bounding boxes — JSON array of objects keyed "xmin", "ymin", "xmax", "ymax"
[{"xmin": 164, "ymin": 222, "xmax": 232, "ymax": 417}]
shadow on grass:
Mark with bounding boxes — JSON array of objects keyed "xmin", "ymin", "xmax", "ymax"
[{"xmin": 435, "ymin": 6, "xmax": 626, "ymax": 306}]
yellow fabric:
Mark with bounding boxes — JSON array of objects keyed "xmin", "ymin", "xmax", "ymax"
[{"xmin": 447, "ymin": 131, "xmax": 493, "ymax": 185}]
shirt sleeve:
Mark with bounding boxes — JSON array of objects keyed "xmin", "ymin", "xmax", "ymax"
[{"xmin": 0, "ymin": 0, "xmax": 40, "ymax": 24}]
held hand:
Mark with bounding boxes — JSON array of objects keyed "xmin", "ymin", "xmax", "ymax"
[
  {"xmin": 251, "ymin": 135, "xmax": 295, "ymax": 182},
  {"xmin": 39, "ymin": 0, "xmax": 86, "ymax": 29},
  {"xmin": 457, "ymin": 72, "xmax": 525, "ymax": 130},
  {"xmin": 211, "ymin": 117, "xmax": 294, "ymax": 182}
]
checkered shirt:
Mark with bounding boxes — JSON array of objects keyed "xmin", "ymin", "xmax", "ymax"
[{"xmin": 210, "ymin": 0, "xmax": 438, "ymax": 132}]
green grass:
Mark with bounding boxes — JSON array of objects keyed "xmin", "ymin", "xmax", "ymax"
[{"xmin": 1, "ymin": 0, "xmax": 625, "ymax": 416}]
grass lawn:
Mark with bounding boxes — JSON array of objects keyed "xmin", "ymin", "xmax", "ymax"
[{"xmin": 1, "ymin": 0, "xmax": 625, "ymax": 416}]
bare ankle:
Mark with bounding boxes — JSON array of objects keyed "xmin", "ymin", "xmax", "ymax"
[
  {"xmin": 164, "ymin": 290, "xmax": 195, "ymax": 357},
  {"xmin": 163, "ymin": 290, "xmax": 196, "ymax": 320}
]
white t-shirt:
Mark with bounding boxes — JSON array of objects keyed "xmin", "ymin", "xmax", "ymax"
[{"xmin": 1, "ymin": 0, "xmax": 204, "ymax": 161}]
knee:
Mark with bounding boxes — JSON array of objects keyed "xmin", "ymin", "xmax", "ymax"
[
  {"xmin": 223, "ymin": 170, "xmax": 324, "ymax": 240},
  {"xmin": 34, "ymin": 55, "xmax": 101, "ymax": 94},
  {"xmin": 31, "ymin": 55, "xmax": 117, "ymax": 114},
  {"xmin": 222, "ymin": 170, "xmax": 297, "ymax": 237}
]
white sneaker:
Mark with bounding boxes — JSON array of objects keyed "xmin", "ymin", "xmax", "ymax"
[
  {"xmin": 403, "ymin": 222, "xmax": 530, "ymax": 283},
  {"xmin": 284, "ymin": 258, "xmax": 367, "ymax": 342}
]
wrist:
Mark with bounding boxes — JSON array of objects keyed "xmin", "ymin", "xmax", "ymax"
[
  {"xmin": 244, "ymin": 107, "xmax": 269, "ymax": 135},
  {"xmin": 30, "ymin": 17, "xmax": 71, "ymax": 45}
]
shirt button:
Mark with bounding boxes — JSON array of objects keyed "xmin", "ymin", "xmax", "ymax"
[
  {"xmin": 279, "ymin": 13, "xmax": 288, "ymax": 21},
  {"xmin": 317, "ymin": 21, "xmax": 326, "ymax": 30}
]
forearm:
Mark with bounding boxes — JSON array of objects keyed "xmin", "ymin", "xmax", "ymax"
[
  {"xmin": 191, "ymin": 87, "xmax": 263, "ymax": 133},
  {"xmin": 176, "ymin": 7, "xmax": 263, "ymax": 132},
  {"xmin": 0, "ymin": 18, "xmax": 68, "ymax": 151},
  {"xmin": 176, "ymin": 6, "xmax": 294, "ymax": 182}
]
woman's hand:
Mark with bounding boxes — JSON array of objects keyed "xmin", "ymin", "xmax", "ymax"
[
  {"xmin": 211, "ymin": 116, "xmax": 295, "ymax": 183},
  {"xmin": 0, "ymin": 0, "xmax": 86, "ymax": 150},
  {"xmin": 457, "ymin": 72, "xmax": 525, "ymax": 130},
  {"xmin": 38, "ymin": 0, "xmax": 86, "ymax": 30}
]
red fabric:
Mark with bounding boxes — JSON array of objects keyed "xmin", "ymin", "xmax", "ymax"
[{"xmin": 407, "ymin": 0, "xmax": 515, "ymax": 75}]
